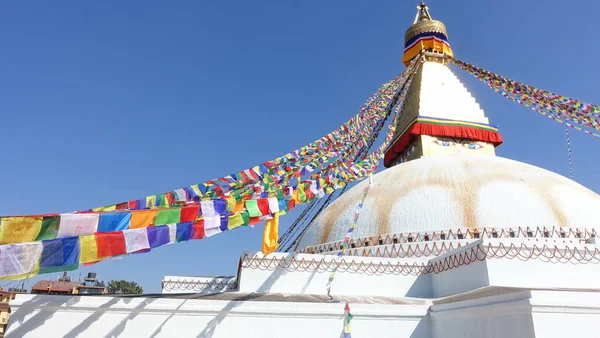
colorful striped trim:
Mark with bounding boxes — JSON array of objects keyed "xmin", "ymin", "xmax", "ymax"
[
  {"xmin": 404, "ymin": 35, "xmax": 451, "ymax": 53},
  {"xmin": 405, "ymin": 31, "xmax": 449, "ymax": 48}
]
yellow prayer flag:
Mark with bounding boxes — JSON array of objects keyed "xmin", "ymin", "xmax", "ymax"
[
  {"xmin": 80, "ymin": 235, "xmax": 99, "ymax": 264},
  {"xmin": 225, "ymin": 197, "xmax": 236, "ymax": 212},
  {"xmin": 261, "ymin": 213, "xmax": 279, "ymax": 256},
  {"xmin": 0, "ymin": 217, "xmax": 43, "ymax": 244},
  {"xmin": 146, "ymin": 196, "xmax": 157, "ymax": 209},
  {"xmin": 227, "ymin": 213, "xmax": 245, "ymax": 230},
  {"xmin": 93, "ymin": 205, "xmax": 116, "ymax": 212}
]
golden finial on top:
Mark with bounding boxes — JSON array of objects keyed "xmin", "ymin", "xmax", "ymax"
[
  {"xmin": 414, "ymin": 1, "xmax": 433, "ymax": 24},
  {"xmin": 405, "ymin": 2, "xmax": 448, "ymax": 45}
]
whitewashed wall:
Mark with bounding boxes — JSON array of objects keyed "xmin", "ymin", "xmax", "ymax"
[{"xmin": 6, "ymin": 294, "xmax": 429, "ymax": 338}]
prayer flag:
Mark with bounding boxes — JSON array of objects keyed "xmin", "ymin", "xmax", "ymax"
[
  {"xmin": 167, "ymin": 224, "xmax": 177, "ymax": 244},
  {"xmin": 192, "ymin": 220, "xmax": 205, "ymax": 239},
  {"xmin": 173, "ymin": 189, "xmax": 187, "ymax": 202},
  {"xmin": 204, "ymin": 216, "xmax": 221, "ymax": 237},
  {"xmin": 95, "ymin": 232, "xmax": 127, "ymax": 258},
  {"xmin": 246, "ymin": 200, "xmax": 262, "ymax": 217},
  {"xmin": 40, "ymin": 236, "xmax": 80, "ymax": 274},
  {"xmin": 267, "ymin": 197, "xmax": 279, "ymax": 214},
  {"xmin": 36, "ymin": 216, "xmax": 60, "ymax": 241},
  {"xmin": 156, "ymin": 194, "xmax": 167, "ymax": 207},
  {"xmin": 146, "ymin": 196, "xmax": 157, "ymax": 208},
  {"xmin": 176, "ymin": 222, "xmax": 193, "ymax": 242},
  {"xmin": 98, "ymin": 213, "xmax": 132, "ymax": 232},
  {"xmin": 233, "ymin": 202, "xmax": 245, "ymax": 213},
  {"xmin": 225, "ymin": 197, "xmax": 236, "ymax": 212},
  {"xmin": 147, "ymin": 225, "xmax": 170, "ymax": 248},
  {"xmin": 57, "ymin": 214, "xmax": 99, "ymax": 237},
  {"xmin": 155, "ymin": 209, "xmax": 181, "ymax": 225},
  {"xmin": 200, "ymin": 200, "xmax": 216, "ymax": 216},
  {"xmin": 79, "ymin": 235, "xmax": 98, "ymax": 264},
  {"xmin": 180, "ymin": 205, "xmax": 200, "ymax": 222},
  {"xmin": 0, "ymin": 242, "xmax": 43, "ymax": 278},
  {"xmin": 184, "ymin": 187, "xmax": 199, "ymax": 201},
  {"xmin": 123, "ymin": 228, "xmax": 151, "ymax": 253},
  {"xmin": 130, "ymin": 210, "xmax": 158, "ymax": 229},
  {"xmin": 257, "ymin": 199, "xmax": 270, "ymax": 216},
  {"xmin": 227, "ymin": 213, "xmax": 246, "ymax": 230},
  {"xmin": 261, "ymin": 213, "xmax": 279, "ymax": 256},
  {"xmin": 0, "ymin": 216, "xmax": 43, "ymax": 244},
  {"xmin": 191, "ymin": 185, "xmax": 203, "ymax": 197}
]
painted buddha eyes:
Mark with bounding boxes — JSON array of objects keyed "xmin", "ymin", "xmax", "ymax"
[
  {"xmin": 435, "ymin": 139, "xmax": 454, "ymax": 147},
  {"xmin": 463, "ymin": 143, "xmax": 482, "ymax": 150},
  {"xmin": 406, "ymin": 145, "xmax": 415, "ymax": 155},
  {"xmin": 434, "ymin": 138, "xmax": 483, "ymax": 150}
]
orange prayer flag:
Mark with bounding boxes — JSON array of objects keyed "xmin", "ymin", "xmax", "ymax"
[{"xmin": 130, "ymin": 210, "xmax": 158, "ymax": 229}]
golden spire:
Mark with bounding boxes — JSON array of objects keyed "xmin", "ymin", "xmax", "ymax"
[
  {"xmin": 402, "ymin": 2, "xmax": 452, "ymax": 66},
  {"xmin": 405, "ymin": 2, "xmax": 448, "ymax": 45}
]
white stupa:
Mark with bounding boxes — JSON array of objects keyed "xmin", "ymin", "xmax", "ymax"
[{"xmin": 8, "ymin": 3, "xmax": 600, "ymax": 338}]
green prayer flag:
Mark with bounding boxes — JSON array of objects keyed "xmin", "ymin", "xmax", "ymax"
[
  {"xmin": 155, "ymin": 208, "xmax": 181, "ymax": 225},
  {"xmin": 36, "ymin": 216, "xmax": 60, "ymax": 241},
  {"xmin": 246, "ymin": 200, "xmax": 262, "ymax": 217}
]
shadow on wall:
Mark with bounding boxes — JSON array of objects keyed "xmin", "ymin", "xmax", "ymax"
[
  {"xmin": 194, "ymin": 263, "xmax": 289, "ymax": 338},
  {"xmin": 410, "ymin": 317, "xmax": 431, "ymax": 338},
  {"xmin": 6, "ymin": 294, "xmax": 157, "ymax": 338},
  {"xmin": 5, "ymin": 268, "xmax": 289, "ymax": 338},
  {"xmin": 406, "ymin": 272, "xmax": 432, "ymax": 298}
]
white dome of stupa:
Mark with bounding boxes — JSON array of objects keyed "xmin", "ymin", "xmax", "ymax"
[{"xmin": 296, "ymin": 155, "xmax": 600, "ymax": 248}]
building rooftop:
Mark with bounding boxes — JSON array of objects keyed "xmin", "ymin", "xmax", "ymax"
[{"xmin": 31, "ymin": 280, "xmax": 81, "ymax": 293}]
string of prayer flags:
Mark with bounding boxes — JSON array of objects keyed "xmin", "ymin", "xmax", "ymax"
[
  {"xmin": 82, "ymin": 61, "xmax": 416, "ymax": 214},
  {"xmin": 0, "ymin": 53, "xmax": 423, "ymax": 280},
  {"xmin": 449, "ymin": 56, "xmax": 600, "ymax": 137}
]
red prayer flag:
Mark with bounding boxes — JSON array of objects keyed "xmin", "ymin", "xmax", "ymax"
[
  {"xmin": 192, "ymin": 219, "xmax": 205, "ymax": 239},
  {"xmin": 95, "ymin": 232, "xmax": 127, "ymax": 258},
  {"xmin": 257, "ymin": 199, "xmax": 270, "ymax": 216},
  {"xmin": 180, "ymin": 205, "xmax": 200, "ymax": 222}
]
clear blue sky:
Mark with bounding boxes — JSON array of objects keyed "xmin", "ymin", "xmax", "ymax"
[{"xmin": 1, "ymin": 0, "xmax": 599, "ymax": 293}]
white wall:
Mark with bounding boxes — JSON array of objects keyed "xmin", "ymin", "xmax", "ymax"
[
  {"xmin": 530, "ymin": 290, "xmax": 600, "ymax": 338},
  {"xmin": 430, "ymin": 291, "xmax": 536, "ymax": 338},
  {"xmin": 10, "ymin": 286, "xmax": 600, "ymax": 337},
  {"xmin": 7, "ymin": 294, "xmax": 430, "ymax": 338},
  {"xmin": 428, "ymin": 241, "xmax": 490, "ymax": 298},
  {"xmin": 238, "ymin": 252, "xmax": 432, "ymax": 298}
]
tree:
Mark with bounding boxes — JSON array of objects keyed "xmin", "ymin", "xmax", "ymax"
[{"xmin": 107, "ymin": 280, "xmax": 143, "ymax": 294}]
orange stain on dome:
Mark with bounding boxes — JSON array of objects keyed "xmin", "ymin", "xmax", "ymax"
[{"xmin": 305, "ymin": 156, "xmax": 599, "ymax": 247}]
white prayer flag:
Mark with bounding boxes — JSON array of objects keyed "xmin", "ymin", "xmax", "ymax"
[
  {"xmin": 167, "ymin": 224, "xmax": 177, "ymax": 244},
  {"xmin": 267, "ymin": 197, "xmax": 280, "ymax": 213},
  {"xmin": 174, "ymin": 189, "xmax": 187, "ymax": 202},
  {"xmin": 0, "ymin": 242, "xmax": 43, "ymax": 278},
  {"xmin": 123, "ymin": 228, "xmax": 150, "ymax": 253},
  {"xmin": 58, "ymin": 213, "xmax": 99, "ymax": 237},
  {"xmin": 204, "ymin": 216, "xmax": 222, "ymax": 237},
  {"xmin": 201, "ymin": 201, "xmax": 217, "ymax": 217}
]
